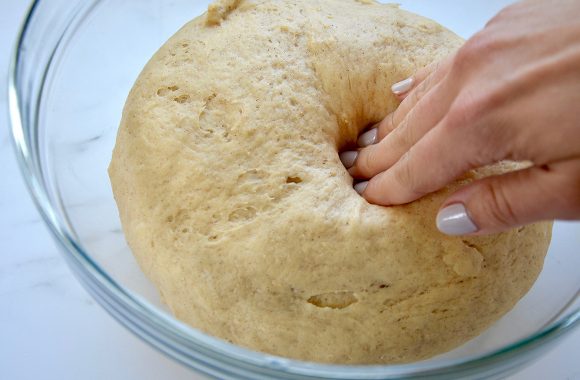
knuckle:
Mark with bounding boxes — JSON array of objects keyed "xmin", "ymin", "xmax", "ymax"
[
  {"xmin": 393, "ymin": 151, "xmax": 424, "ymax": 199},
  {"xmin": 453, "ymin": 43, "xmax": 477, "ymax": 72},
  {"xmin": 400, "ymin": 117, "xmax": 416, "ymax": 146},
  {"xmin": 390, "ymin": 121, "xmax": 413, "ymax": 152},
  {"xmin": 453, "ymin": 32, "xmax": 496, "ymax": 73},
  {"xmin": 360, "ymin": 148, "xmax": 376, "ymax": 176},
  {"xmin": 487, "ymin": 3, "xmax": 519, "ymax": 26},
  {"xmin": 413, "ymin": 79, "xmax": 429, "ymax": 101},
  {"xmin": 392, "ymin": 103, "xmax": 409, "ymax": 127},
  {"xmin": 378, "ymin": 113, "xmax": 395, "ymax": 139},
  {"xmin": 417, "ymin": 60, "xmax": 436, "ymax": 81},
  {"xmin": 393, "ymin": 154, "xmax": 413, "ymax": 189},
  {"xmin": 444, "ymin": 94, "xmax": 479, "ymax": 132},
  {"xmin": 407, "ymin": 88, "xmax": 421, "ymax": 108},
  {"xmin": 398, "ymin": 75, "xmax": 431, "ymax": 116},
  {"xmin": 443, "ymin": 99, "xmax": 506, "ymax": 165},
  {"xmin": 481, "ymin": 180, "xmax": 519, "ymax": 228},
  {"xmin": 486, "ymin": 7, "xmax": 509, "ymax": 26},
  {"xmin": 447, "ymin": 87, "xmax": 503, "ymax": 130},
  {"xmin": 411, "ymin": 73, "xmax": 433, "ymax": 102}
]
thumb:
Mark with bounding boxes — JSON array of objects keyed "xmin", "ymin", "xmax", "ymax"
[{"xmin": 436, "ymin": 161, "xmax": 580, "ymax": 236}]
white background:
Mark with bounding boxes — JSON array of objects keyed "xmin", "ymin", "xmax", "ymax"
[{"xmin": 1, "ymin": 1, "xmax": 579, "ymax": 379}]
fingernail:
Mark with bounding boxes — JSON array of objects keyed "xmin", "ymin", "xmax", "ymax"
[
  {"xmin": 391, "ymin": 77, "xmax": 414, "ymax": 95},
  {"xmin": 354, "ymin": 181, "xmax": 368, "ymax": 195},
  {"xmin": 436, "ymin": 203, "xmax": 478, "ymax": 236},
  {"xmin": 339, "ymin": 151, "xmax": 358, "ymax": 169},
  {"xmin": 357, "ymin": 128, "xmax": 378, "ymax": 147}
]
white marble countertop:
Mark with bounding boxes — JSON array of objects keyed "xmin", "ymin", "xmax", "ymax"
[{"xmin": 1, "ymin": 2, "xmax": 579, "ymax": 380}]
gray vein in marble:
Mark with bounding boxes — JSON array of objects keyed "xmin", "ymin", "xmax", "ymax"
[
  {"xmin": 12, "ymin": 255, "xmax": 62, "ymax": 269},
  {"xmin": 70, "ymin": 131, "xmax": 108, "ymax": 154},
  {"xmin": 10, "ymin": 217, "xmax": 44, "ymax": 228},
  {"xmin": 0, "ymin": 273, "xmax": 96, "ymax": 306},
  {"xmin": 80, "ymin": 133, "xmax": 105, "ymax": 145},
  {"xmin": 64, "ymin": 199, "xmax": 95, "ymax": 210}
]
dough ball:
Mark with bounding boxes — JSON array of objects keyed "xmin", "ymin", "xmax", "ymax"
[{"xmin": 109, "ymin": 0, "xmax": 551, "ymax": 364}]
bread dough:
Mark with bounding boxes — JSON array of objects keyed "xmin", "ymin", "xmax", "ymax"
[{"xmin": 109, "ymin": 0, "xmax": 552, "ymax": 364}]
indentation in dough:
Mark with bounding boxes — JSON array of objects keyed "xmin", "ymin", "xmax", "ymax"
[
  {"xmin": 461, "ymin": 239, "xmax": 483, "ymax": 255},
  {"xmin": 156, "ymin": 86, "xmax": 179, "ymax": 96},
  {"xmin": 206, "ymin": 0, "xmax": 242, "ymax": 26},
  {"xmin": 198, "ymin": 93, "xmax": 241, "ymax": 140},
  {"xmin": 307, "ymin": 291, "xmax": 358, "ymax": 309},
  {"xmin": 237, "ymin": 169, "xmax": 268, "ymax": 184},
  {"xmin": 381, "ymin": 279, "xmax": 469, "ymax": 311},
  {"xmin": 173, "ymin": 94, "xmax": 191, "ymax": 104},
  {"xmin": 228, "ymin": 206, "xmax": 258, "ymax": 222},
  {"xmin": 166, "ymin": 40, "xmax": 194, "ymax": 63},
  {"xmin": 371, "ymin": 281, "xmax": 390, "ymax": 289},
  {"xmin": 157, "ymin": 85, "xmax": 193, "ymax": 104},
  {"xmin": 443, "ymin": 241, "xmax": 484, "ymax": 277},
  {"xmin": 285, "ymin": 176, "xmax": 303, "ymax": 184},
  {"xmin": 383, "ymin": 288, "xmax": 418, "ymax": 308}
]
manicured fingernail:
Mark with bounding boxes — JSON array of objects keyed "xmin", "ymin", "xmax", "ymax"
[
  {"xmin": 357, "ymin": 128, "xmax": 378, "ymax": 147},
  {"xmin": 339, "ymin": 151, "xmax": 358, "ymax": 169},
  {"xmin": 436, "ymin": 203, "xmax": 478, "ymax": 236},
  {"xmin": 391, "ymin": 77, "xmax": 414, "ymax": 95},
  {"xmin": 354, "ymin": 181, "xmax": 368, "ymax": 195}
]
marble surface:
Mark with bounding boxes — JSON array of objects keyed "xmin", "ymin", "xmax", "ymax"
[{"xmin": 0, "ymin": 2, "xmax": 579, "ymax": 380}]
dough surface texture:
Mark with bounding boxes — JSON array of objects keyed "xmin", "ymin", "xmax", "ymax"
[{"xmin": 109, "ymin": 0, "xmax": 552, "ymax": 364}]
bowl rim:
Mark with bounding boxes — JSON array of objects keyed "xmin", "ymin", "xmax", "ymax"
[{"xmin": 8, "ymin": 0, "xmax": 580, "ymax": 378}]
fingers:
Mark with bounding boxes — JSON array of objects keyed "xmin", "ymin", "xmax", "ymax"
[
  {"xmin": 437, "ymin": 159, "xmax": 580, "ymax": 235},
  {"xmin": 348, "ymin": 80, "xmax": 455, "ymax": 179},
  {"xmin": 356, "ymin": 55, "xmax": 456, "ymax": 149},
  {"xmin": 357, "ymin": 120, "xmax": 477, "ymax": 205}
]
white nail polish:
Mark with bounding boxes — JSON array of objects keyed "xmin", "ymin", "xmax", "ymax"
[
  {"xmin": 391, "ymin": 77, "xmax": 414, "ymax": 95},
  {"xmin": 436, "ymin": 204, "xmax": 478, "ymax": 236},
  {"xmin": 354, "ymin": 181, "xmax": 368, "ymax": 195},
  {"xmin": 339, "ymin": 151, "xmax": 358, "ymax": 169},
  {"xmin": 357, "ymin": 128, "xmax": 378, "ymax": 147}
]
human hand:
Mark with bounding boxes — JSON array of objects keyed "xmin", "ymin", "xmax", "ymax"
[{"xmin": 340, "ymin": 0, "xmax": 580, "ymax": 236}]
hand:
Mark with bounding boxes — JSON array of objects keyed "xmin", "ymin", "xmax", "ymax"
[{"xmin": 340, "ymin": 0, "xmax": 580, "ymax": 236}]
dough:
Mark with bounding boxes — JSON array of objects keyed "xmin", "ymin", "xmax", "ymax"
[{"xmin": 109, "ymin": 0, "xmax": 552, "ymax": 364}]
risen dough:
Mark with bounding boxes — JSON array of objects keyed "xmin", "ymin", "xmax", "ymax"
[{"xmin": 109, "ymin": 0, "xmax": 552, "ymax": 364}]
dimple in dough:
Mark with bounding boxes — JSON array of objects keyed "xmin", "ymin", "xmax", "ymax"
[{"xmin": 109, "ymin": 0, "xmax": 552, "ymax": 364}]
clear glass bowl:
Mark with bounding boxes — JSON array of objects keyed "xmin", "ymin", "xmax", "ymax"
[{"xmin": 9, "ymin": 0, "xmax": 580, "ymax": 379}]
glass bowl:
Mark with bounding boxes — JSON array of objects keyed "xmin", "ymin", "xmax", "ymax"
[{"xmin": 9, "ymin": 0, "xmax": 580, "ymax": 379}]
